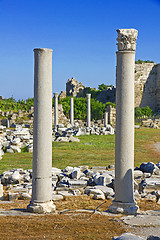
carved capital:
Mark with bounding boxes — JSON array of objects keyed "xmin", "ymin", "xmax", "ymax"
[{"xmin": 117, "ymin": 29, "xmax": 138, "ymax": 51}]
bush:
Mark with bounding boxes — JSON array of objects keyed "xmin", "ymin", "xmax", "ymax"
[
  {"xmin": 135, "ymin": 59, "xmax": 154, "ymax": 64},
  {"xmin": 0, "ymin": 97, "xmax": 34, "ymax": 112},
  {"xmin": 98, "ymin": 84, "xmax": 113, "ymax": 90},
  {"xmin": 135, "ymin": 106, "xmax": 152, "ymax": 118}
]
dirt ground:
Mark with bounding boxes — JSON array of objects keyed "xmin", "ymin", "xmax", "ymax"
[{"xmin": 0, "ymin": 196, "xmax": 160, "ymax": 240}]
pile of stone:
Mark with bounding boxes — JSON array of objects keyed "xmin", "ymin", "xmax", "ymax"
[
  {"xmin": 0, "ymin": 161, "xmax": 160, "ymax": 203},
  {"xmin": 54, "ymin": 123, "xmax": 114, "ymax": 142},
  {"xmin": 0, "ymin": 122, "xmax": 115, "ymax": 158},
  {"xmin": 141, "ymin": 119, "xmax": 160, "ymax": 128},
  {"xmin": 0, "ymin": 125, "xmax": 33, "ymax": 156}
]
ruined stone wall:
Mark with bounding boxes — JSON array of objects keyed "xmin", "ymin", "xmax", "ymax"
[
  {"xmin": 66, "ymin": 78, "xmax": 84, "ymax": 97},
  {"xmin": 134, "ymin": 63, "xmax": 160, "ymax": 111},
  {"xmin": 52, "ymin": 104, "xmax": 69, "ymax": 125},
  {"xmin": 96, "ymin": 87, "xmax": 116, "ymax": 103},
  {"xmin": 156, "ymin": 64, "xmax": 160, "ymax": 111}
]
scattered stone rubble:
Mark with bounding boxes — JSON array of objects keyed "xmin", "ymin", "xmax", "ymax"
[
  {"xmin": 0, "ymin": 161, "xmax": 160, "ymax": 239},
  {"xmin": 0, "ymin": 123, "xmax": 115, "ymax": 160},
  {"xmin": 54, "ymin": 123, "xmax": 114, "ymax": 142},
  {"xmin": 141, "ymin": 119, "xmax": 160, "ymax": 128},
  {"xmin": 0, "ymin": 125, "xmax": 33, "ymax": 158},
  {"xmin": 0, "ymin": 161, "xmax": 160, "ymax": 204}
]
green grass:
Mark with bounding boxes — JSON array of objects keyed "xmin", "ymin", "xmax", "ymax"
[{"xmin": 0, "ymin": 128, "xmax": 159, "ymax": 174}]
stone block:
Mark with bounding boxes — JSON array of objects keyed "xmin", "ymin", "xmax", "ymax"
[
  {"xmin": 71, "ymin": 167, "xmax": 81, "ymax": 179},
  {"xmin": 0, "ymin": 184, "xmax": 3, "ymax": 200},
  {"xmin": 52, "ymin": 194, "xmax": 63, "ymax": 201},
  {"xmin": 68, "ymin": 179, "xmax": 87, "ymax": 188},
  {"xmin": 112, "ymin": 233, "xmax": 145, "ymax": 240},
  {"xmin": 140, "ymin": 162, "xmax": 158, "ymax": 174}
]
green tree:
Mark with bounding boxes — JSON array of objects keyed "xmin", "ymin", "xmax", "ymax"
[
  {"xmin": 141, "ymin": 106, "xmax": 152, "ymax": 117},
  {"xmin": 98, "ymin": 84, "xmax": 113, "ymax": 91},
  {"xmin": 135, "ymin": 107, "xmax": 142, "ymax": 118}
]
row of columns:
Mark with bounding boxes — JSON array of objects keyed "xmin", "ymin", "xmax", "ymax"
[
  {"xmin": 53, "ymin": 93, "xmax": 93, "ymax": 128},
  {"xmin": 28, "ymin": 28, "xmax": 139, "ymax": 215}
]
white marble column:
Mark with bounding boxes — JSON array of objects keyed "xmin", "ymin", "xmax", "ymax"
[
  {"xmin": 54, "ymin": 92, "xmax": 58, "ymax": 128},
  {"xmin": 104, "ymin": 112, "xmax": 108, "ymax": 127},
  {"xmin": 87, "ymin": 94, "xmax": 91, "ymax": 127},
  {"xmin": 70, "ymin": 97, "xmax": 74, "ymax": 125},
  {"xmin": 27, "ymin": 48, "xmax": 55, "ymax": 213},
  {"xmin": 109, "ymin": 29, "xmax": 138, "ymax": 215}
]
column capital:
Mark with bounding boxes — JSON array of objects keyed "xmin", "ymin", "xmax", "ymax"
[
  {"xmin": 86, "ymin": 93, "xmax": 91, "ymax": 99},
  {"xmin": 34, "ymin": 48, "xmax": 53, "ymax": 53},
  {"xmin": 116, "ymin": 29, "xmax": 138, "ymax": 52},
  {"xmin": 54, "ymin": 92, "xmax": 58, "ymax": 98}
]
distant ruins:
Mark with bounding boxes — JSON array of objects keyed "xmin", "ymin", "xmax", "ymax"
[
  {"xmin": 66, "ymin": 78, "xmax": 84, "ymax": 97},
  {"xmin": 59, "ymin": 63, "xmax": 160, "ymax": 112},
  {"xmin": 135, "ymin": 62, "xmax": 160, "ymax": 112}
]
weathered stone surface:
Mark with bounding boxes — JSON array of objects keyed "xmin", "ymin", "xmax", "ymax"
[
  {"xmin": 0, "ymin": 183, "xmax": 3, "ymax": 200},
  {"xmin": 71, "ymin": 167, "xmax": 81, "ymax": 179},
  {"xmin": 52, "ymin": 194, "xmax": 63, "ymax": 200},
  {"xmin": 145, "ymin": 178, "xmax": 160, "ymax": 190},
  {"xmin": 112, "ymin": 233, "xmax": 145, "ymax": 240},
  {"xmin": 134, "ymin": 170, "xmax": 143, "ymax": 179},
  {"xmin": 135, "ymin": 63, "xmax": 160, "ymax": 112},
  {"xmin": 140, "ymin": 162, "xmax": 158, "ymax": 174},
  {"xmin": 122, "ymin": 212, "xmax": 160, "ymax": 226},
  {"xmin": 66, "ymin": 78, "xmax": 84, "ymax": 97},
  {"xmin": 147, "ymin": 236, "xmax": 160, "ymax": 240},
  {"xmin": 94, "ymin": 185, "xmax": 114, "ymax": 196}
]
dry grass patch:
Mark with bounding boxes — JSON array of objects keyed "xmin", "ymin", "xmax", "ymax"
[{"xmin": 0, "ymin": 196, "xmax": 160, "ymax": 239}]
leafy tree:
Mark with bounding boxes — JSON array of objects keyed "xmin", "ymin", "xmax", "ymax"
[
  {"xmin": 141, "ymin": 106, "xmax": 152, "ymax": 117},
  {"xmin": 135, "ymin": 107, "xmax": 143, "ymax": 118},
  {"xmin": 135, "ymin": 106, "xmax": 152, "ymax": 118},
  {"xmin": 59, "ymin": 97, "xmax": 107, "ymax": 121},
  {"xmin": 98, "ymin": 84, "xmax": 113, "ymax": 90},
  {"xmin": 59, "ymin": 97, "xmax": 70, "ymax": 117},
  {"xmin": 105, "ymin": 102, "xmax": 116, "ymax": 108},
  {"xmin": 81, "ymin": 87, "xmax": 100, "ymax": 99}
]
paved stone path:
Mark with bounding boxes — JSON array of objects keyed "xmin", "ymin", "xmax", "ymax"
[{"xmin": 122, "ymin": 210, "xmax": 160, "ymax": 238}]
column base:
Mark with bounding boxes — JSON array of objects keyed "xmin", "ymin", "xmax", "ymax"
[
  {"xmin": 27, "ymin": 200, "xmax": 56, "ymax": 214},
  {"xmin": 108, "ymin": 201, "xmax": 139, "ymax": 215}
]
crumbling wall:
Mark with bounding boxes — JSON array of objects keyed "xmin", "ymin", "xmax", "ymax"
[
  {"xmin": 134, "ymin": 63, "xmax": 160, "ymax": 111},
  {"xmin": 96, "ymin": 87, "xmax": 116, "ymax": 103},
  {"xmin": 66, "ymin": 78, "xmax": 84, "ymax": 97}
]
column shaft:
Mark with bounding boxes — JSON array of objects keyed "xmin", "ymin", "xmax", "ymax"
[
  {"xmin": 27, "ymin": 48, "xmax": 55, "ymax": 213},
  {"xmin": 115, "ymin": 51, "xmax": 135, "ymax": 202},
  {"xmin": 54, "ymin": 93, "xmax": 58, "ymax": 127},
  {"xmin": 104, "ymin": 112, "xmax": 108, "ymax": 127},
  {"xmin": 70, "ymin": 97, "xmax": 74, "ymax": 125},
  {"xmin": 87, "ymin": 94, "xmax": 91, "ymax": 127}
]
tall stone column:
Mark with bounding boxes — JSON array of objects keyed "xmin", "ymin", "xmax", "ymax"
[
  {"xmin": 109, "ymin": 29, "xmax": 138, "ymax": 215},
  {"xmin": 70, "ymin": 97, "xmax": 74, "ymax": 125},
  {"xmin": 87, "ymin": 94, "xmax": 91, "ymax": 127},
  {"xmin": 27, "ymin": 48, "xmax": 55, "ymax": 213},
  {"xmin": 54, "ymin": 92, "xmax": 58, "ymax": 128},
  {"xmin": 104, "ymin": 112, "xmax": 108, "ymax": 127}
]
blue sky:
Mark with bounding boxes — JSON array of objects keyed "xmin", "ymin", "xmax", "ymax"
[{"xmin": 0, "ymin": 0, "xmax": 160, "ymax": 100}]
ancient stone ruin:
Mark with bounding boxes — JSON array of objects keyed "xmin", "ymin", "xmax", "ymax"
[
  {"xmin": 66, "ymin": 77, "xmax": 84, "ymax": 97},
  {"xmin": 60, "ymin": 62, "xmax": 160, "ymax": 113},
  {"xmin": 135, "ymin": 62, "xmax": 160, "ymax": 112}
]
